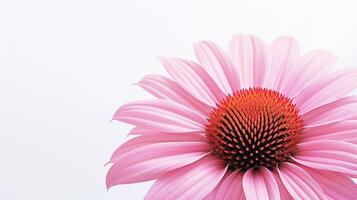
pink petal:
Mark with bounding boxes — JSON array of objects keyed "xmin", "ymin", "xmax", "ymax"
[
  {"xmin": 160, "ymin": 57, "xmax": 225, "ymax": 107},
  {"xmin": 113, "ymin": 100, "xmax": 206, "ymax": 132},
  {"xmin": 229, "ymin": 34, "xmax": 269, "ymax": 88},
  {"xmin": 303, "ymin": 96, "xmax": 357, "ymax": 127},
  {"xmin": 283, "ymin": 50, "xmax": 336, "ymax": 98},
  {"xmin": 302, "ymin": 120, "xmax": 357, "ymax": 145},
  {"xmin": 273, "ymin": 172, "xmax": 293, "ymax": 200},
  {"xmin": 266, "ymin": 36, "xmax": 299, "ymax": 91},
  {"xmin": 144, "ymin": 155, "xmax": 227, "ymax": 200},
  {"xmin": 106, "ymin": 133, "xmax": 210, "ymax": 187},
  {"xmin": 294, "ymin": 140, "xmax": 357, "ymax": 176},
  {"xmin": 128, "ymin": 127, "xmax": 159, "ymax": 136},
  {"xmin": 202, "ymin": 172, "xmax": 228, "ymax": 200},
  {"xmin": 242, "ymin": 167, "xmax": 281, "ymax": 200},
  {"xmin": 303, "ymin": 167, "xmax": 357, "ymax": 200},
  {"xmin": 205, "ymin": 171, "xmax": 245, "ymax": 200},
  {"xmin": 109, "ymin": 132, "xmax": 208, "ymax": 162},
  {"xmin": 294, "ymin": 69, "xmax": 357, "ymax": 114},
  {"xmin": 278, "ymin": 163, "xmax": 327, "ymax": 200},
  {"xmin": 128, "ymin": 127, "xmax": 204, "ymax": 136},
  {"xmin": 138, "ymin": 75, "xmax": 212, "ymax": 116},
  {"xmin": 194, "ymin": 41, "xmax": 240, "ymax": 94}
]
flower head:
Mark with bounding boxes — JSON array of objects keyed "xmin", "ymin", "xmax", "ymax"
[
  {"xmin": 206, "ymin": 88, "xmax": 303, "ymax": 171},
  {"xmin": 107, "ymin": 35, "xmax": 357, "ymax": 200}
]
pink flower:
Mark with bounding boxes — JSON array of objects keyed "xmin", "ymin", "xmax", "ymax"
[{"xmin": 107, "ymin": 34, "xmax": 357, "ymax": 199}]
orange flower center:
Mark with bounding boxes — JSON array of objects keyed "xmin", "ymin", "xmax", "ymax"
[{"xmin": 206, "ymin": 88, "xmax": 303, "ymax": 171}]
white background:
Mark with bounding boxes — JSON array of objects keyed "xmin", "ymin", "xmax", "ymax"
[{"xmin": 1, "ymin": 0, "xmax": 357, "ymax": 199}]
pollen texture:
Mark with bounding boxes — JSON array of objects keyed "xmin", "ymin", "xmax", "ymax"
[{"xmin": 206, "ymin": 88, "xmax": 303, "ymax": 171}]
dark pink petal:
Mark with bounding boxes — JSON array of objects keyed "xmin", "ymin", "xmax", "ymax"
[
  {"xmin": 294, "ymin": 69, "xmax": 357, "ymax": 114},
  {"xmin": 144, "ymin": 155, "xmax": 227, "ymax": 200},
  {"xmin": 113, "ymin": 100, "xmax": 206, "ymax": 132},
  {"xmin": 303, "ymin": 96, "xmax": 357, "ymax": 127},
  {"xmin": 302, "ymin": 120, "xmax": 357, "ymax": 144},
  {"xmin": 160, "ymin": 58, "xmax": 225, "ymax": 107},
  {"xmin": 266, "ymin": 36, "xmax": 299, "ymax": 91},
  {"xmin": 229, "ymin": 34, "xmax": 269, "ymax": 88},
  {"xmin": 138, "ymin": 75, "xmax": 212, "ymax": 116},
  {"xmin": 106, "ymin": 133, "xmax": 209, "ymax": 187},
  {"xmin": 294, "ymin": 140, "xmax": 357, "ymax": 176},
  {"xmin": 283, "ymin": 50, "xmax": 336, "ymax": 98},
  {"xmin": 278, "ymin": 163, "xmax": 327, "ymax": 200},
  {"xmin": 242, "ymin": 167, "xmax": 280, "ymax": 200},
  {"xmin": 303, "ymin": 167, "xmax": 357, "ymax": 200},
  {"xmin": 194, "ymin": 41, "xmax": 240, "ymax": 94}
]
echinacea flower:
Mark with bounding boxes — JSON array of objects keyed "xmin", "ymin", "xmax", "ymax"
[{"xmin": 106, "ymin": 34, "xmax": 357, "ymax": 200}]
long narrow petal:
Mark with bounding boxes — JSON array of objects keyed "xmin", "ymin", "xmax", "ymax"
[
  {"xmin": 194, "ymin": 41, "xmax": 240, "ymax": 94},
  {"xmin": 303, "ymin": 96, "xmax": 357, "ymax": 127},
  {"xmin": 161, "ymin": 57, "xmax": 225, "ymax": 107},
  {"xmin": 205, "ymin": 171, "xmax": 245, "ymax": 200},
  {"xmin": 278, "ymin": 163, "xmax": 327, "ymax": 200},
  {"xmin": 283, "ymin": 50, "xmax": 336, "ymax": 98},
  {"xmin": 106, "ymin": 133, "xmax": 209, "ymax": 187},
  {"xmin": 229, "ymin": 34, "xmax": 269, "ymax": 88},
  {"xmin": 273, "ymin": 172, "xmax": 293, "ymax": 200},
  {"xmin": 266, "ymin": 36, "xmax": 299, "ymax": 90},
  {"xmin": 242, "ymin": 167, "xmax": 281, "ymax": 200},
  {"xmin": 303, "ymin": 167, "xmax": 357, "ymax": 200},
  {"xmin": 113, "ymin": 100, "xmax": 206, "ymax": 132},
  {"xmin": 294, "ymin": 69, "xmax": 357, "ymax": 114},
  {"xmin": 127, "ymin": 127, "xmax": 160, "ymax": 136},
  {"xmin": 144, "ymin": 155, "xmax": 227, "ymax": 200},
  {"xmin": 294, "ymin": 140, "xmax": 357, "ymax": 176},
  {"xmin": 109, "ymin": 132, "xmax": 208, "ymax": 162},
  {"xmin": 303, "ymin": 120, "xmax": 357, "ymax": 144},
  {"xmin": 138, "ymin": 75, "xmax": 212, "ymax": 116},
  {"xmin": 128, "ymin": 127, "xmax": 203, "ymax": 136},
  {"xmin": 202, "ymin": 172, "xmax": 228, "ymax": 200}
]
